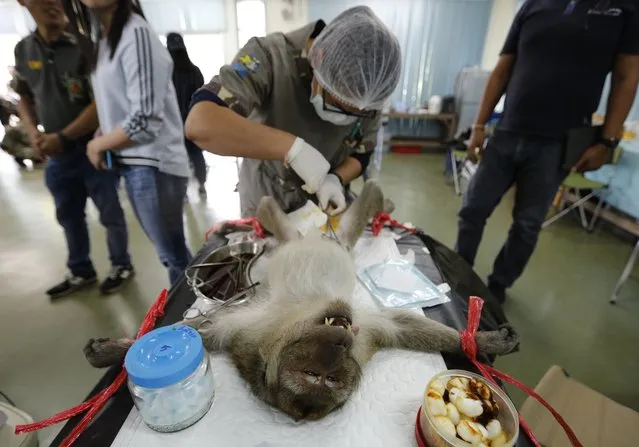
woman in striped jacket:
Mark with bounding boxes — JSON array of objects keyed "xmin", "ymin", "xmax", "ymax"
[{"xmin": 64, "ymin": 0, "xmax": 192, "ymax": 284}]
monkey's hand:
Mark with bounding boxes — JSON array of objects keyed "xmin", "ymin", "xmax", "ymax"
[
  {"xmin": 474, "ymin": 324, "xmax": 520, "ymax": 356},
  {"xmin": 84, "ymin": 337, "xmax": 134, "ymax": 368}
]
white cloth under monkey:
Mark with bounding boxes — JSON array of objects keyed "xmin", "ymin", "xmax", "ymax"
[{"xmin": 112, "ymin": 232, "xmax": 447, "ymax": 447}]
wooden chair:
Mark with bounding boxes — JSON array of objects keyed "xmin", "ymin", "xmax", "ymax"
[{"xmin": 520, "ymin": 365, "xmax": 639, "ymax": 446}]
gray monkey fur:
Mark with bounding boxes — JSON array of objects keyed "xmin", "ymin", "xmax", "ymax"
[{"xmin": 84, "ymin": 180, "xmax": 519, "ymax": 420}]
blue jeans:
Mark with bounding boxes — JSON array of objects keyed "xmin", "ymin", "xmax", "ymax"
[
  {"xmin": 455, "ymin": 130, "xmax": 567, "ymax": 288},
  {"xmin": 45, "ymin": 148, "xmax": 131, "ymax": 277},
  {"xmin": 120, "ymin": 166, "xmax": 192, "ymax": 283}
]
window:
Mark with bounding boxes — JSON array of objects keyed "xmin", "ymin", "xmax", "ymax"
[
  {"xmin": 0, "ymin": 34, "xmax": 21, "ymax": 98},
  {"xmin": 236, "ymin": 0, "xmax": 266, "ymax": 49},
  {"xmin": 160, "ymin": 33, "xmax": 225, "ymax": 82}
]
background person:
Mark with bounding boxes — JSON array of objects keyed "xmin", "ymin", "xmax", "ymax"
[
  {"xmin": 64, "ymin": 0, "xmax": 192, "ymax": 284},
  {"xmin": 455, "ymin": 0, "xmax": 639, "ymax": 303},
  {"xmin": 14, "ymin": 0, "xmax": 134, "ymax": 299},
  {"xmin": 166, "ymin": 32, "xmax": 208, "ymax": 196}
]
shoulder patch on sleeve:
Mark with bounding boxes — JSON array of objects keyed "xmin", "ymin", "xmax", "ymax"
[
  {"xmin": 27, "ymin": 60, "xmax": 43, "ymax": 70},
  {"xmin": 238, "ymin": 54, "xmax": 261, "ymax": 72},
  {"xmin": 231, "ymin": 62, "xmax": 250, "ymax": 78}
]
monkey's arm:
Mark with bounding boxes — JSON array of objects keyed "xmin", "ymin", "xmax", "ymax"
[{"xmin": 370, "ymin": 311, "xmax": 519, "ymax": 356}]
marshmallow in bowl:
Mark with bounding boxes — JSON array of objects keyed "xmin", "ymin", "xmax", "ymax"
[
  {"xmin": 457, "ymin": 420, "xmax": 484, "ymax": 444},
  {"xmin": 433, "ymin": 416, "xmax": 457, "ymax": 439},
  {"xmin": 491, "ymin": 432, "xmax": 509, "ymax": 447},
  {"xmin": 426, "ymin": 390, "xmax": 447, "ymax": 416},
  {"xmin": 424, "ymin": 374, "xmax": 512, "ymax": 447},
  {"xmin": 456, "ymin": 396, "xmax": 484, "ymax": 418},
  {"xmin": 430, "ymin": 379, "xmax": 447, "ymax": 395},
  {"xmin": 486, "ymin": 419, "xmax": 503, "ymax": 440},
  {"xmin": 447, "ymin": 377, "xmax": 470, "ymax": 391},
  {"xmin": 446, "ymin": 403, "xmax": 460, "ymax": 425},
  {"xmin": 448, "ymin": 387, "xmax": 468, "ymax": 404}
]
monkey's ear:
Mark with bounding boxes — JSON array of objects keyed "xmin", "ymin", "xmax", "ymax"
[
  {"xmin": 337, "ymin": 180, "xmax": 385, "ymax": 250},
  {"xmin": 257, "ymin": 196, "xmax": 301, "ymax": 242}
]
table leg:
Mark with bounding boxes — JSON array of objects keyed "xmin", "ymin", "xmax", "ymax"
[
  {"xmin": 451, "ymin": 151, "xmax": 461, "ymax": 196},
  {"xmin": 610, "ymin": 239, "xmax": 639, "ymax": 304}
]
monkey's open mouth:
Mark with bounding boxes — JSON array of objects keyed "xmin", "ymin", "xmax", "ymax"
[{"xmin": 324, "ymin": 316, "xmax": 353, "ymax": 331}]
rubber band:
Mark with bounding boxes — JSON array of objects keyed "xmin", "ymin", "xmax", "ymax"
[
  {"xmin": 371, "ymin": 212, "xmax": 418, "ymax": 236},
  {"xmin": 205, "ymin": 218, "xmax": 266, "ymax": 240}
]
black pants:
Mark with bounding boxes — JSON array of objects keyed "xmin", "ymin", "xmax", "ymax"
[
  {"xmin": 185, "ymin": 138, "xmax": 207, "ymax": 185},
  {"xmin": 455, "ymin": 130, "xmax": 567, "ymax": 288}
]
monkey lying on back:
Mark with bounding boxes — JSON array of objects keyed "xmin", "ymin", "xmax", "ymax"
[{"xmin": 84, "ymin": 180, "xmax": 519, "ymax": 421}]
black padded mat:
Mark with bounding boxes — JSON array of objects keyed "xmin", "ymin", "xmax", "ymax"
[{"xmin": 51, "ymin": 230, "xmax": 533, "ymax": 447}]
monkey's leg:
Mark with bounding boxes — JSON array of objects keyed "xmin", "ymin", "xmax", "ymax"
[
  {"xmin": 83, "ymin": 316, "xmax": 211, "ymax": 369},
  {"xmin": 376, "ymin": 311, "xmax": 519, "ymax": 356},
  {"xmin": 338, "ymin": 180, "xmax": 385, "ymax": 249},
  {"xmin": 256, "ymin": 196, "xmax": 301, "ymax": 242}
]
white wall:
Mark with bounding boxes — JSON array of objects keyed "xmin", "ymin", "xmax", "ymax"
[
  {"xmin": 481, "ymin": 0, "xmax": 516, "ymax": 70},
  {"xmin": 265, "ymin": 0, "xmax": 308, "ymax": 34}
]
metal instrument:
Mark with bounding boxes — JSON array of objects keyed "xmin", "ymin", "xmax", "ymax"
[{"xmin": 184, "ymin": 241, "xmax": 265, "ymax": 306}]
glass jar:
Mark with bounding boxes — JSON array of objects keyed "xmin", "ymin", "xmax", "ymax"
[{"xmin": 124, "ymin": 325, "xmax": 215, "ymax": 433}]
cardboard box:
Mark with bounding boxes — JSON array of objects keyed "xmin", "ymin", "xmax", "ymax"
[{"xmin": 520, "ymin": 365, "xmax": 639, "ymax": 447}]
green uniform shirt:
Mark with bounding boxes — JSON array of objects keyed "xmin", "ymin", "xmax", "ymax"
[
  {"xmin": 196, "ymin": 21, "xmax": 381, "ymax": 217},
  {"xmin": 13, "ymin": 31, "xmax": 92, "ymax": 134}
]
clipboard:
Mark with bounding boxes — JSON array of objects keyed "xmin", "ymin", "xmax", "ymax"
[{"xmin": 563, "ymin": 125, "xmax": 602, "ymax": 170}]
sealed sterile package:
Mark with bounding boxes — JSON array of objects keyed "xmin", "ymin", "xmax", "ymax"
[{"xmin": 358, "ymin": 258, "xmax": 450, "ymax": 309}]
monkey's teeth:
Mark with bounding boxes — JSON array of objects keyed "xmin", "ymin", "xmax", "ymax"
[
  {"xmin": 324, "ymin": 317, "xmax": 335, "ymax": 326},
  {"xmin": 346, "ymin": 324, "xmax": 352, "ymax": 331}
]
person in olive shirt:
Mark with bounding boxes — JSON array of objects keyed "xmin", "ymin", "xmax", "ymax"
[
  {"xmin": 456, "ymin": 0, "xmax": 639, "ymax": 303},
  {"xmin": 14, "ymin": 0, "xmax": 134, "ymax": 299}
]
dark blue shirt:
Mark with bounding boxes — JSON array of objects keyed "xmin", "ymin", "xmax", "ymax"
[{"xmin": 498, "ymin": 0, "xmax": 639, "ymax": 138}]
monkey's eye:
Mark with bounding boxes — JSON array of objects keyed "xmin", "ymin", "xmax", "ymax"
[
  {"xmin": 303, "ymin": 370, "xmax": 321, "ymax": 385},
  {"xmin": 325, "ymin": 375, "xmax": 341, "ymax": 389}
]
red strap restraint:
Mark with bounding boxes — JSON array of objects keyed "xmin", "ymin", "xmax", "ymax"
[
  {"xmin": 370, "ymin": 214, "xmax": 583, "ymax": 446},
  {"xmin": 15, "ymin": 289, "xmax": 170, "ymax": 447},
  {"xmin": 205, "ymin": 217, "xmax": 266, "ymax": 240},
  {"xmin": 460, "ymin": 297, "xmax": 583, "ymax": 446},
  {"xmin": 371, "ymin": 212, "xmax": 418, "ymax": 236}
]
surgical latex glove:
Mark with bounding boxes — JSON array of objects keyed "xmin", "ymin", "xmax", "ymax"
[
  {"xmin": 317, "ymin": 173, "xmax": 346, "ymax": 216},
  {"xmin": 285, "ymin": 137, "xmax": 330, "ymax": 194}
]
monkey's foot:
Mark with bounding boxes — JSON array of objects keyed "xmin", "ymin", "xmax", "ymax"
[
  {"xmin": 474, "ymin": 324, "xmax": 520, "ymax": 356},
  {"xmin": 84, "ymin": 337, "xmax": 134, "ymax": 368}
]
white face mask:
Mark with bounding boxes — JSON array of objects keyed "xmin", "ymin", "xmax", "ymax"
[{"xmin": 310, "ymin": 93, "xmax": 358, "ymax": 126}]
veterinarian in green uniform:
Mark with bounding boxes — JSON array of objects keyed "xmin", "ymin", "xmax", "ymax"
[{"xmin": 186, "ymin": 6, "xmax": 401, "ymax": 218}]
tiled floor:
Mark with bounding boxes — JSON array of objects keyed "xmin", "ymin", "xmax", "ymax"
[{"xmin": 0, "ymin": 150, "xmax": 637, "ymax": 445}]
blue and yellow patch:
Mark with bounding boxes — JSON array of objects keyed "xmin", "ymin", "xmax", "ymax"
[
  {"xmin": 232, "ymin": 53, "xmax": 261, "ymax": 78},
  {"xmin": 231, "ymin": 62, "xmax": 250, "ymax": 78}
]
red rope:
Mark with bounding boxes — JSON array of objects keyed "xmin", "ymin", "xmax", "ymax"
[
  {"xmin": 371, "ymin": 212, "xmax": 418, "ymax": 236},
  {"xmin": 461, "ymin": 297, "xmax": 583, "ymax": 447},
  {"xmin": 15, "ymin": 289, "xmax": 170, "ymax": 447},
  {"xmin": 205, "ymin": 218, "xmax": 266, "ymax": 240}
]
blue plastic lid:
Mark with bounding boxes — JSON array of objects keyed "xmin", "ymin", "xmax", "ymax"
[{"xmin": 125, "ymin": 325, "xmax": 204, "ymax": 389}]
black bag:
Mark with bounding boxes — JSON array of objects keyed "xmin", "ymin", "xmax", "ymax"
[{"xmin": 563, "ymin": 125, "xmax": 602, "ymax": 170}]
